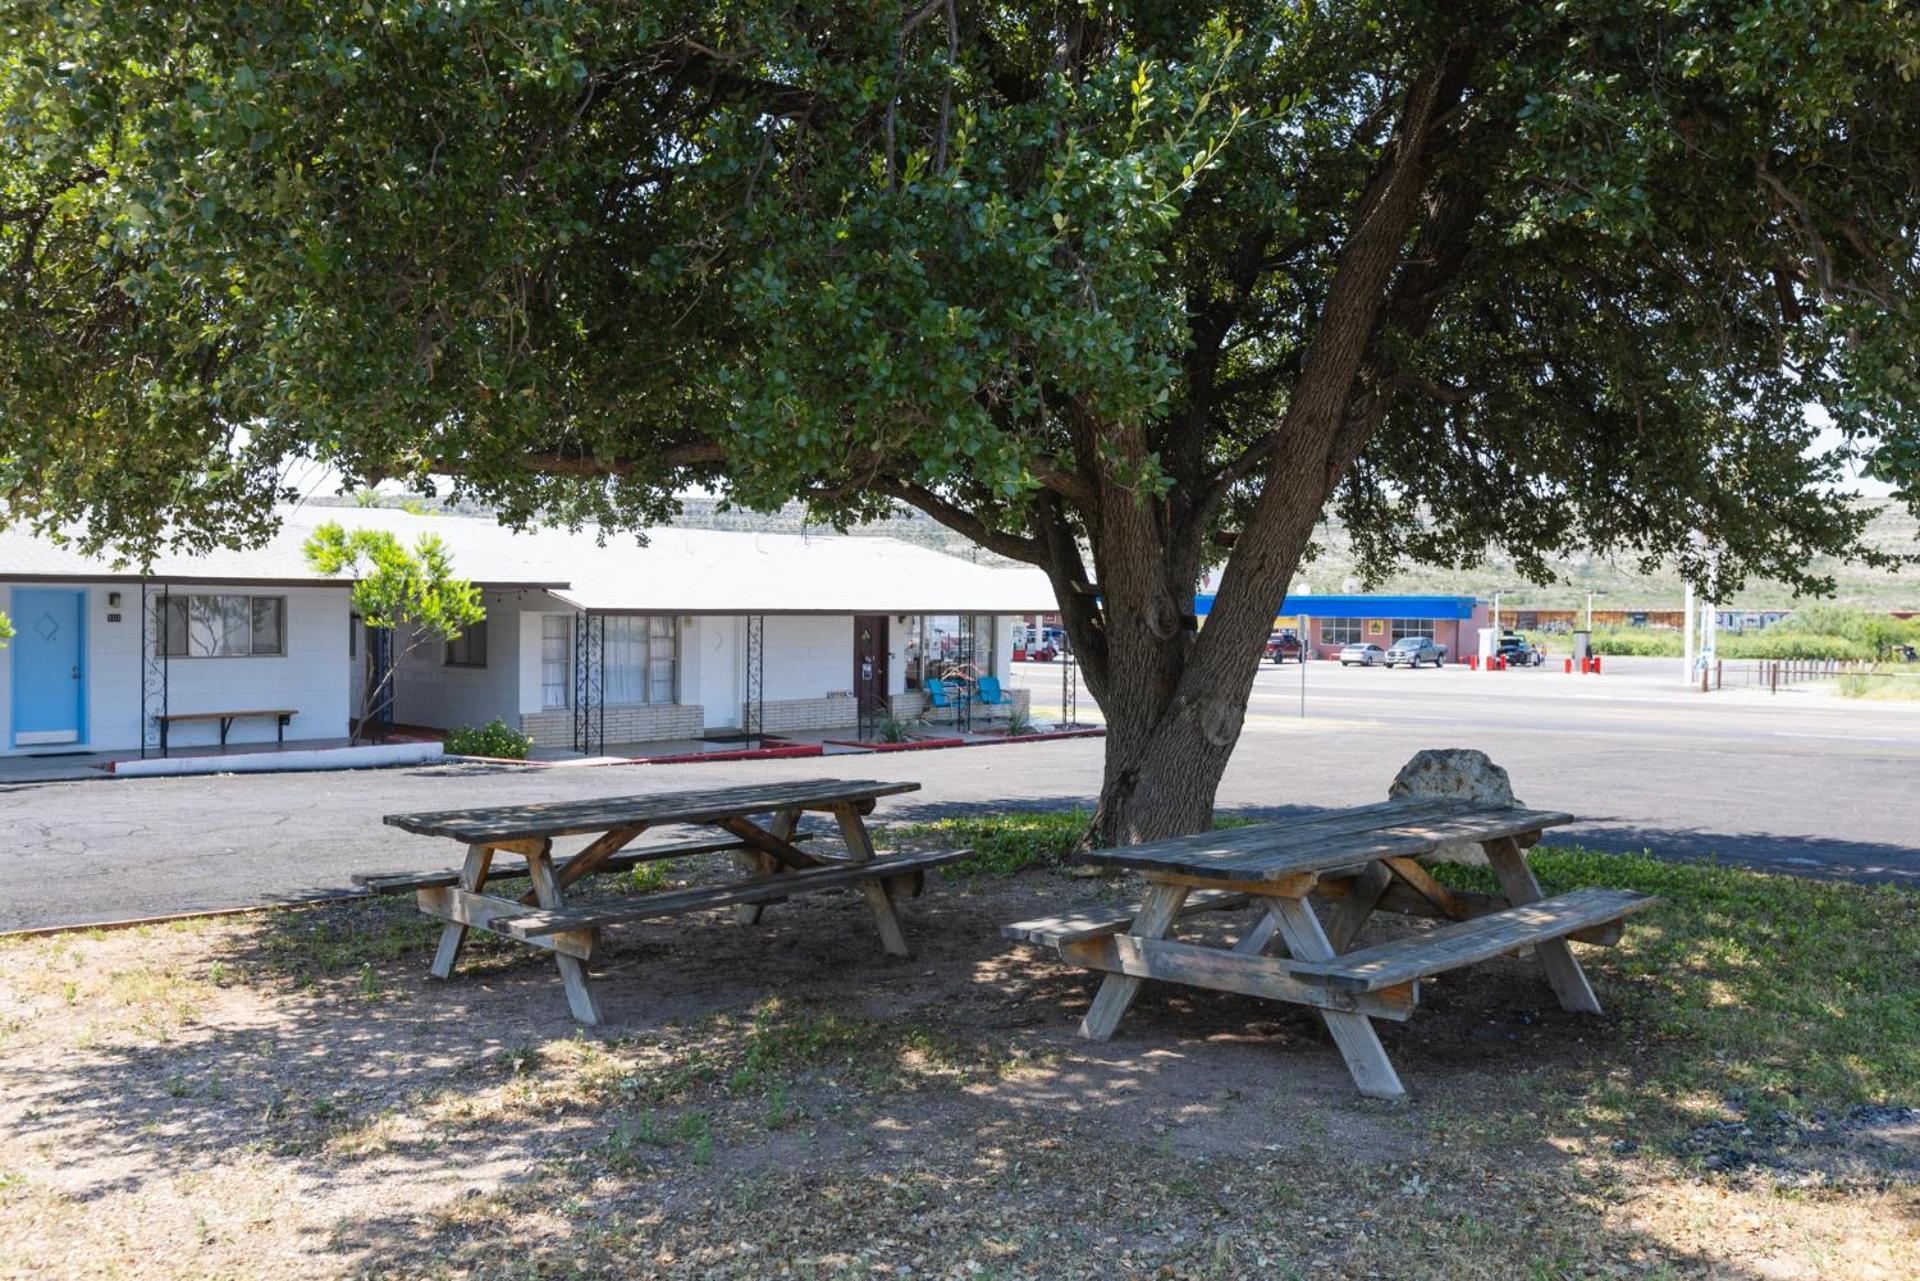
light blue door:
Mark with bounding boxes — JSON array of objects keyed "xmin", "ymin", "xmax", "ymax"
[{"xmin": 11, "ymin": 589, "xmax": 86, "ymax": 746}]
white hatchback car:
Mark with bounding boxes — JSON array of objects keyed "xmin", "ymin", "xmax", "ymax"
[{"xmin": 1338, "ymin": 643, "xmax": 1386, "ymax": 666}]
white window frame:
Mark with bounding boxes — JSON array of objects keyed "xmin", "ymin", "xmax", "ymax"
[
  {"xmin": 603, "ymin": 614, "xmax": 678, "ymax": 706},
  {"xmin": 1390, "ymin": 618, "xmax": 1436, "ymax": 642},
  {"xmin": 159, "ymin": 594, "xmax": 287, "ymax": 658},
  {"xmin": 541, "ymin": 615, "xmax": 573, "ymax": 710}
]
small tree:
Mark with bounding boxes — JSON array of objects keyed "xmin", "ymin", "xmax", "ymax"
[
  {"xmin": 302, "ymin": 523, "xmax": 483, "ymax": 744},
  {"xmin": 0, "ymin": 612, "xmax": 12, "ymax": 647}
]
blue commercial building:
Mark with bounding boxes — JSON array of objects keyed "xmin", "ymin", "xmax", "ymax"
[{"xmin": 1193, "ymin": 593, "xmax": 1487, "ymax": 660}]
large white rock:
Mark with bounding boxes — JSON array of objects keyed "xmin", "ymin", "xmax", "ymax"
[{"xmin": 1388, "ymin": 748, "xmax": 1533, "ymax": 866}]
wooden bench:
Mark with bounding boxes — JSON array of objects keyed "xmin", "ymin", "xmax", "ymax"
[
  {"xmin": 156, "ymin": 708, "xmax": 295, "ymax": 753},
  {"xmin": 1005, "ymin": 799, "xmax": 1658, "ymax": 1099},
  {"xmin": 1002, "ymin": 888, "xmax": 1253, "ymax": 947},
  {"xmin": 487, "ymin": 847, "xmax": 973, "ymax": 940},
  {"xmin": 353, "ymin": 832, "xmax": 824, "ymax": 895},
  {"xmin": 1278, "ymin": 886, "xmax": 1657, "ymax": 992}
]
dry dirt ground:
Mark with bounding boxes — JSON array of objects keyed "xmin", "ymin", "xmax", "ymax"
[{"xmin": 0, "ymin": 838, "xmax": 1913, "ymax": 1280}]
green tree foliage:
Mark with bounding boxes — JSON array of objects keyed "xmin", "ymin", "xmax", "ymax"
[
  {"xmin": 303, "ymin": 522, "xmax": 483, "ymax": 742},
  {"xmin": 0, "ymin": 612, "xmax": 12, "ymax": 647},
  {"xmin": 4, "ymin": 2, "xmax": 1917, "ymax": 836}
]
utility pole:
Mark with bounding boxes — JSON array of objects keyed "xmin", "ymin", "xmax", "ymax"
[{"xmin": 1682, "ymin": 579, "xmax": 1696, "ymax": 685}]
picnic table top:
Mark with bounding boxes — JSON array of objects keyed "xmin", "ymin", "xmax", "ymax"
[
  {"xmin": 1074, "ymin": 798, "xmax": 1574, "ymax": 883},
  {"xmin": 384, "ymin": 777, "xmax": 920, "ymax": 844}
]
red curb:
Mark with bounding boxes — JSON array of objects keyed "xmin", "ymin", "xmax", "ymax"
[
  {"xmin": 620, "ymin": 743, "xmax": 825, "ymax": 766},
  {"xmin": 822, "ymin": 737, "xmax": 968, "ymax": 752},
  {"xmin": 980, "ymin": 727, "xmax": 1107, "ymax": 744}
]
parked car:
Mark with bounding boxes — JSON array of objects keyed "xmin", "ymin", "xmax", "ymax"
[
  {"xmin": 1339, "ymin": 642, "xmax": 1386, "ymax": 667},
  {"xmin": 1265, "ymin": 630, "xmax": 1305, "ymax": 664},
  {"xmin": 1495, "ymin": 634, "xmax": 1545, "ymax": 667},
  {"xmin": 1385, "ymin": 637, "xmax": 1448, "ymax": 668}
]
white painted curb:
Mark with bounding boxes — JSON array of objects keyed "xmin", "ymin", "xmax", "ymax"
[{"xmin": 109, "ymin": 741, "xmax": 445, "ymax": 778}]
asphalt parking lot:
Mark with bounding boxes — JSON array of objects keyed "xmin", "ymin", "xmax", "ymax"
[{"xmin": 2, "ymin": 657, "xmax": 1916, "ymax": 930}]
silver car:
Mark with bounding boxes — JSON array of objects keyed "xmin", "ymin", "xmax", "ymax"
[
  {"xmin": 1385, "ymin": 637, "xmax": 1448, "ymax": 668},
  {"xmin": 1339, "ymin": 643, "xmax": 1386, "ymax": 667}
]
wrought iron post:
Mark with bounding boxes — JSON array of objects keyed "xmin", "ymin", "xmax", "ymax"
[
  {"xmin": 366, "ymin": 626, "xmax": 394, "ymax": 740},
  {"xmin": 745, "ymin": 614, "xmax": 766, "ymax": 747},
  {"xmin": 140, "ymin": 581, "xmax": 170, "ymax": 757},
  {"xmin": 954, "ymin": 614, "xmax": 974, "ymax": 732},
  {"xmin": 856, "ymin": 618, "xmax": 877, "ymax": 742},
  {"xmin": 572, "ymin": 612, "xmax": 604, "ymax": 755}
]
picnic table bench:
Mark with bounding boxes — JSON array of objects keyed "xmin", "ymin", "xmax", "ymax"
[
  {"xmin": 368, "ymin": 778, "xmax": 969, "ymax": 1024},
  {"xmin": 1003, "ymin": 798, "xmax": 1656, "ymax": 1099}
]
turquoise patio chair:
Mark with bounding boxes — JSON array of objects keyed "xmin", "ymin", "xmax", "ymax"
[
  {"xmin": 975, "ymin": 676, "xmax": 1011, "ymax": 709},
  {"xmin": 923, "ymin": 679, "xmax": 958, "ymax": 724}
]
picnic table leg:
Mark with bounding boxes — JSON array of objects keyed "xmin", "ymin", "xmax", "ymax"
[
  {"xmin": 1324, "ymin": 862, "xmax": 1394, "ymax": 953},
  {"xmin": 523, "ymin": 838, "xmax": 604, "ymax": 1025},
  {"xmin": 429, "ymin": 843, "xmax": 493, "ymax": 980},
  {"xmin": 1264, "ymin": 896, "xmax": 1407, "ymax": 1100},
  {"xmin": 1080, "ymin": 883, "xmax": 1189, "ymax": 1041},
  {"xmin": 832, "ymin": 803, "xmax": 911, "ymax": 958},
  {"xmin": 734, "ymin": 807, "xmax": 800, "ymax": 925},
  {"xmin": 1480, "ymin": 836, "xmax": 1602, "ymax": 1015}
]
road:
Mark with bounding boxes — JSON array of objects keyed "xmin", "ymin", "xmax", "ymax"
[{"xmin": 2, "ymin": 656, "xmax": 1916, "ymax": 930}]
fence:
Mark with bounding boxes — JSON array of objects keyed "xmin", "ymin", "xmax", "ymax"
[{"xmin": 1703, "ymin": 658, "xmax": 1876, "ymax": 693}]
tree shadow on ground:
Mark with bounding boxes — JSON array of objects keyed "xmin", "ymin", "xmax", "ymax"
[{"xmin": 1, "ymin": 866, "xmax": 1909, "ymax": 1277}]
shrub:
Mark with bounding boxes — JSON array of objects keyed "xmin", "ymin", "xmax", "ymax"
[
  {"xmin": 874, "ymin": 712, "xmax": 914, "ymax": 743},
  {"xmin": 1586, "ymin": 628, "xmax": 1683, "ymax": 657},
  {"xmin": 1718, "ymin": 631, "xmax": 1871, "ymax": 661},
  {"xmin": 445, "ymin": 717, "xmax": 535, "ymax": 759},
  {"xmin": 1001, "ymin": 705, "xmax": 1035, "ymax": 736}
]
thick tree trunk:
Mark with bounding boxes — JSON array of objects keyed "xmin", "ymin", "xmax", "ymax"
[{"xmin": 1084, "ymin": 501, "xmax": 1315, "ymax": 845}]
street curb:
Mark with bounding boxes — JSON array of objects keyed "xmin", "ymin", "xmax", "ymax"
[{"xmin": 0, "ymin": 893, "xmax": 363, "ymax": 940}]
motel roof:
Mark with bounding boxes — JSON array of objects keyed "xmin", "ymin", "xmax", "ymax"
[{"xmin": 0, "ymin": 506, "xmax": 1058, "ymax": 616}]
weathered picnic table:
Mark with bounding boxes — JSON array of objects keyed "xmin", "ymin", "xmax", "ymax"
[
  {"xmin": 1003, "ymin": 798, "xmax": 1657, "ymax": 1099},
  {"xmin": 367, "ymin": 778, "xmax": 969, "ymax": 1024}
]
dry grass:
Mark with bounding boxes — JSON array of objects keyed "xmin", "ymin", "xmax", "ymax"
[{"xmin": 0, "ymin": 844, "xmax": 1913, "ymax": 1279}]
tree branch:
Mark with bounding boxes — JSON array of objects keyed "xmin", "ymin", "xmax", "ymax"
[{"xmin": 876, "ymin": 479, "xmax": 1047, "ymax": 564}]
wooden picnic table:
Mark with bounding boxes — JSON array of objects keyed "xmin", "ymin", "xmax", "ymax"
[
  {"xmin": 369, "ymin": 778, "xmax": 970, "ymax": 1024},
  {"xmin": 1003, "ymin": 798, "xmax": 1657, "ymax": 1099}
]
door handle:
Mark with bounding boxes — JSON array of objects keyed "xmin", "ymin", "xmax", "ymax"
[{"xmin": 72, "ymin": 666, "xmax": 80, "ymax": 680}]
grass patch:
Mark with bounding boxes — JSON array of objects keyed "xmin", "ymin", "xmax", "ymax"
[
  {"xmin": 1832, "ymin": 671, "xmax": 1920, "ymax": 700},
  {"xmin": 897, "ymin": 809, "xmax": 1090, "ymax": 875},
  {"xmin": 1441, "ymin": 845, "xmax": 1918, "ymax": 1124}
]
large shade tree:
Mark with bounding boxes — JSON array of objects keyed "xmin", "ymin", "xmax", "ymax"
[{"xmin": 3, "ymin": 1, "xmax": 1917, "ymax": 839}]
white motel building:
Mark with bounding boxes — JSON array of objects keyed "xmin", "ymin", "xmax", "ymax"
[{"xmin": 0, "ymin": 507, "xmax": 1056, "ymax": 760}]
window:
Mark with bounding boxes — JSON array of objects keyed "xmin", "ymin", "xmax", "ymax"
[
  {"xmin": 1319, "ymin": 618, "xmax": 1363, "ymax": 646},
  {"xmin": 604, "ymin": 615, "xmax": 676, "ymax": 705},
  {"xmin": 159, "ymin": 595, "xmax": 286, "ymax": 658},
  {"xmin": 541, "ymin": 615, "xmax": 572, "ymax": 710},
  {"xmin": 1390, "ymin": 618, "xmax": 1435, "ymax": 642},
  {"xmin": 445, "ymin": 623, "xmax": 488, "ymax": 668}
]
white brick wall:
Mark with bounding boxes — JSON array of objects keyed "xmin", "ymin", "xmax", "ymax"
[
  {"xmin": 520, "ymin": 701, "xmax": 704, "ymax": 749},
  {"xmin": 753, "ymin": 694, "xmax": 860, "ymax": 733}
]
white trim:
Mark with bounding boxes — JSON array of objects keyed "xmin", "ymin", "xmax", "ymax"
[{"xmin": 14, "ymin": 730, "xmax": 79, "ymax": 745}]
